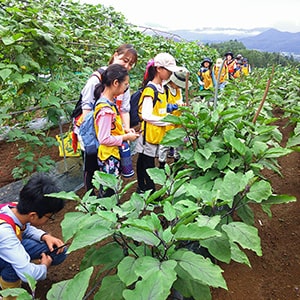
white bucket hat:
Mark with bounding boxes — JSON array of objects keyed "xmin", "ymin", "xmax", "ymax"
[{"xmin": 167, "ymin": 68, "xmax": 192, "ymax": 89}]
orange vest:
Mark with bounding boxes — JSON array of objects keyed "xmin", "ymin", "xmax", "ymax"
[{"xmin": 225, "ymin": 59, "xmax": 236, "ymax": 75}]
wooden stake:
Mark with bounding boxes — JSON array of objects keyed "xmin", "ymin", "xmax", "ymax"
[
  {"xmin": 252, "ymin": 66, "xmax": 274, "ymax": 124},
  {"xmin": 185, "ymin": 72, "xmax": 190, "ymax": 106}
]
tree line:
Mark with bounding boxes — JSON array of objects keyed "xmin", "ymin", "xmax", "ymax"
[{"xmin": 209, "ymin": 40, "xmax": 299, "ymax": 68}]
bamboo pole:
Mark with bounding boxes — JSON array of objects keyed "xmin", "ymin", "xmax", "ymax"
[
  {"xmin": 58, "ymin": 119, "xmax": 68, "ymax": 172},
  {"xmin": 252, "ymin": 66, "xmax": 275, "ymax": 124},
  {"xmin": 185, "ymin": 72, "xmax": 190, "ymax": 106},
  {"xmin": 213, "ymin": 58, "xmax": 226, "ymax": 109}
]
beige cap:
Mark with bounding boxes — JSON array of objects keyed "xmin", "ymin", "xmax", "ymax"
[
  {"xmin": 216, "ymin": 58, "xmax": 223, "ymax": 67},
  {"xmin": 154, "ymin": 53, "xmax": 182, "ymax": 72}
]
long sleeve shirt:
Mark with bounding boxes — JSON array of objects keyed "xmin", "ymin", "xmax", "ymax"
[
  {"xmin": 141, "ymin": 82, "xmax": 170, "ymax": 127},
  {"xmin": 81, "ymin": 66, "xmax": 130, "ymax": 113},
  {"xmin": 0, "ymin": 205, "xmax": 47, "ymax": 282},
  {"xmin": 95, "ymin": 100, "xmax": 123, "ymax": 147}
]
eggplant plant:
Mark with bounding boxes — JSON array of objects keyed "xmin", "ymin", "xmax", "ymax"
[{"xmin": 48, "ymin": 94, "xmax": 296, "ymax": 299}]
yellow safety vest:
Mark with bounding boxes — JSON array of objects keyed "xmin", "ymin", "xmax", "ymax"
[
  {"xmin": 139, "ymin": 85, "xmax": 167, "ymax": 144},
  {"xmin": 213, "ymin": 65, "xmax": 228, "ymax": 84},
  {"xmin": 94, "ymin": 102, "xmax": 124, "ymax": 161},
  {"xmin": 241, "ymin": 65, "xmax": 250, "ymax": 76},
  {"xmin": 166, "ymin": 87, "xmax": 182, "ymax": 131},
  {"xmin": 198, "ymin": 68, "xmax": 213, "ymax": 89}
]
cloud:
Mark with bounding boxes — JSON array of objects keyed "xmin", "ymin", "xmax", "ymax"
[{"xmin": 80, "ymin": 0, "xmax": 300, "ymax": 33}]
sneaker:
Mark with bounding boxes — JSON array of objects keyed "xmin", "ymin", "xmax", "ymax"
[
  {"xmin": 136, "ymin": 187, "xmax": 145, "ymax": 194},
  {"xmin": 167, "ymin": 148, "xmax": 174, "ymax": 158}
]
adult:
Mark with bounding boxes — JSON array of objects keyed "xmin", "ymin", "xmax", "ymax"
[{"xmin": 73, "ymin": 44, "xmax": 138, "ymax": 194}]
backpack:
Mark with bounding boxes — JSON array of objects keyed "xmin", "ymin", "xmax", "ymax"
[
  {"xmin": 78, "ymin": 98, "xmax": 110, "ymax": 155},
  {"xmin": 129, "ymin": 83, "xmax": 158, "ymax": 128},
  {"xmin": 0, "ymin": 202, "xmax": 18, "ymax": 236},
  {"xmin": 70, "ymin": 68, "xmax": 105, "ymax": 119}
]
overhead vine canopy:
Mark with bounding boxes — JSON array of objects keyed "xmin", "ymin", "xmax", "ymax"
[{"xmin": 0, "ymin": 0, "xmax": 213, "ymax": 125}]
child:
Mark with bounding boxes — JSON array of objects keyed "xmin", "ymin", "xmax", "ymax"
[
  {"xmin": 158, "ymin": 68, "xmax": 192, "ymax": 168},
  {"xmin": 233, "ymin": 60, "xmax": 242, "ymax": 78},
  {"xmin": 224, "ymin": 51, "xmax": 236, "ymax": 79},
  {"xmin": 197, "ymin": 57, "xmax": 214, "ymax": 90},
  {"xmin": 73, "ymin": 44, "xmax": 138, "ymax": 194},
  {"xmin": 135, "ymin": 53, "xmax": 182, "ymax": 194},
  {"xmin": 0, "ymin": 173, "xmax": 67, "ymax": 300},
  {"xmin": 93, "ymin": 64, "xmax": 139, "ymax": 197},
  {"xmin": 241, "ymin": 57, "xmax": 251, "ymax": 76},
  {"xmin": 213, "ymin": 58, "xmax": 228, "ymax": 90}
]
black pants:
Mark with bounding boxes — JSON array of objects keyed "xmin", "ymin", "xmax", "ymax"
[
  {"xmin": 83, "ymin": 152, "xmax": 98, "ymax": 193},
  {"xmin": 98, "ymin": 186, "xmax": 115, "ymax": 198},
  {"xmin": 136, "ymin": 153, "xmax": 155, "ymax": 193}
]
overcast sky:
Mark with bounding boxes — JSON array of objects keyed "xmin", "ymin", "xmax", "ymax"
[{"xmin": 80, "ymin": 0, "xmax": 300, "ymax": 33}]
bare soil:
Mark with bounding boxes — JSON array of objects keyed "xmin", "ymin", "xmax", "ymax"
[{"xmin": 0, "ymin": 113, "xmax": 299, "ymax": 300}]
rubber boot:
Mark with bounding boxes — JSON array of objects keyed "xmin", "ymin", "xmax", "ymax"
[{"xmin": 0, "ymin": 276, "xmax": 22, "ymax": 300}]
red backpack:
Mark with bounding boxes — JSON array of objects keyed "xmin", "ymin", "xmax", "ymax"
[{"xmin": 0, "ymin": 202, "xmax": 18, "ymax": 236}]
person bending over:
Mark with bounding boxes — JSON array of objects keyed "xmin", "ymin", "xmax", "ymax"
[{"xmin": 0, "ymin": 173, "xmax": 67, "ymax": 300}]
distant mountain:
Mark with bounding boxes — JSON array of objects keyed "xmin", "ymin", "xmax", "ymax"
[
  {"xmin": 138, "ymin": 25, "xmax": 300, "ymax": 56},
  {"xmin": 138, "ymin": 25, "xmax": 265, "ymax": 43},
  {"xmin": 171, "ymin": 27, "xmax": 266, "ymax": 43},
  {"xmin": 239, "ymin": 29, "xmax": 300, "ymax": 54},
  {"xmin": 169, "ymin": 27, "xmax": 300, "ymax": 55}
]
